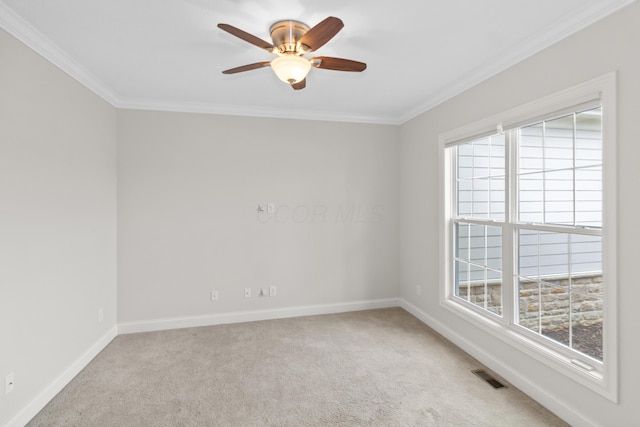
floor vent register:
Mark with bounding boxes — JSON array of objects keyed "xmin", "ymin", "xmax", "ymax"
[{"xmin": 471, "ymin": 369, "xmax": 506, "ymax": 389}]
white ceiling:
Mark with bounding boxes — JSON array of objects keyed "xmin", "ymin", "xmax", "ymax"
[{"xmin": 0, "ymin": 0, "xmax": 633, "ymax": 124}]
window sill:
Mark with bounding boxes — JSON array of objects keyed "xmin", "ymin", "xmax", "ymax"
[{"xmin": 440, "ymin": 296, "xmax": 616, "ymax": 402}]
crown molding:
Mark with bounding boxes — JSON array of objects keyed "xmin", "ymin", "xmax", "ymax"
[
  {"xmin": 1, "ymin": 0, "xmax": 635, "ymax": 126},
  {"xmin": 397, "ymin": 0, "xmax": 637, "ymax": 124},
  {"xmin": 0, "ymin": 1, "xmax": 399, "ymax": 125},
  {"xmin": 117, "ymin": 99, "xmax": 402, "ymax": 125},
  {"xmin": 0, "ymin": 2, "xmax": 122, "ymax": 106}
]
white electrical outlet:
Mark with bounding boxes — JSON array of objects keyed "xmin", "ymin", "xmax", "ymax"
[
  {"xmin": 98, "ymin": 308, "xmax": 104, "ymax": 323},
  {"xmin": 260, "ymin": 287, "xmax": 268, "ymax": 297},
  {"xmin": 267, "ymin": 203, "xmax": 275, "ymax": 213},
  {"xmin": 6, "ymin": 372, "xmax": 14, "ymax": 394},
  {"xmin": 416, "ymin": 285, "xmax": 422, "ymax": 296},
  {"xmin": 211, "ymin": 290, "xmax": 219, "ymax": 301},
  {"xmin": 244, "ymin": 288, "xmax": 252, "ymax": 298},
  {"xmin": 269, "ymin": 286, "xmax": 277, "ymax": 297}
]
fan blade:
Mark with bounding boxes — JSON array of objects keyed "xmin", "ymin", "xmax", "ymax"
[
  {"xmin": 311, "ymin": 57, "xmax": 367, "ymax": 72},
  {"xmin": 222, "ymin": 62, "xmax": 271, "ymax": 74},
  {"xmin": 298, "ymin": 17, "xmax": 344, "ymax": 51},
  {"xmin": 291, "ymin": 79, "xmax": 306, "ymax": 90},
  {"xmin": 218, "ymin": 23, "xmax": 277, "ymax": 53}
]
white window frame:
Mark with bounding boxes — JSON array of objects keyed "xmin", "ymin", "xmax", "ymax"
[{"xmin": 438, "ymin": 73, "xmax": 617, "ymax": 402}]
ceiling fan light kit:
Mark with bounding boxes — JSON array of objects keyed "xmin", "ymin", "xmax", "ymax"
[
  {"xmin": 271, "ymin": 55, "xmax": 311, "ymax": 84},
  {"xmin": 218, "ymin": 17, "xmax": 366, "ymax": 90}
]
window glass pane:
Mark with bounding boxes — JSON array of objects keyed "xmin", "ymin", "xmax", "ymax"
[
  {"xmin": 449, "ymin": 102, "xmax": 606, "ymax": 364},
  {"xmin": 490, "ymin": 134, "xmax": 506, "ymax": 177},
  {"xmin": 518, "ymin": 278, "xmax": 540, "ymax": 332},
  {"xmin": 576, "ymin": 166, "xmax": 602, "ymax": 228},
  {"xmin": 539, "ymin": 282, "xmax": 570, "ymax": 347},
  {"xmin": 544, "ymin": 169, "xmax": 574, "ymax": 225},
  {"xmin": 469, "ymin": 263, "xmax": 484, "ymax": 286},
  {"xmin": 457, "ymin": 179, "xmax": 472, "ymax": 217},
  {"xmin": 544, "ymin": 114, "xmax": 574, "ymax": 171},
  {"xmin": 486, "ymin": 269, "xmax": 502, "ymax": 315},
  {"xmin": 520, "ymin": 231, "xmax": 594, "ymax": 279},
  {"xmin": 519, "ymin": 172, "xmax": 544, "ymax": 223},
  {"xmin": 455, "ymin": 223, "xmax": 469, "ymax": 261},
  {"xmin": 458, "ymin": 143, "xmax": 473, "ymax": 178},
  {"xmin": 520, "ymin": 123, "xmax": 544, "ymax": 174},
  {"xmin": 473, "ymin": 139, "xmax": 490, "ymax": 177},
  {"xmin": 517, "ymin": 230, "xmax": 603, "ymax": 360},
  {"xmin": 454, "ymin": 222, "xmax": 502, "ymax": 317},
  {"xmin": 455, "ymin": 260, "xmax": 469, "ymax": 300},
  {"xmin": 486, "ymin": 226, "xmax": 502, "ymax": 270},
  {"xmin": 472, "ymin": 179, "xmax": 489, "ymax": 219},
  {"xmin": 456, "ymin": 136, "xmax": 504, "ymax": 220},
  {"xmin": 571, "ymin": 293, "xmax": 602, "ymax": 360},
  {"xmin": 571, "ymin": 234, "xmax": 602, "ymax": 275},
  {"xmin": 469, "ymin": 224, "xmax": 485, "ymax": 265},
  {"xmin": 517, "ymin": 109, "xmax": 602, "ymax": 228},
  {"xmin": 539, "ymin": 232, "xmax": 569, "ymax": 277},
  {"xmin": 489, "ymin": 178, "xmax": 505, "ymax": 221},
  {"xmin": 576, "ymin": 108, "xmax": 602, "ymax": 168},
  {"xmin": 468, "ymin": 264, "xmax": 487, "ymax": 312},
  {"xmin": 518, "ymin": 229, "xmax": 538, "ymax": 278}
]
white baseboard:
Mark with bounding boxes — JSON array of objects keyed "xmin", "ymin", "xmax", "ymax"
[
  {"xmin": 118, "ymin": 298, "xmax": 401, "ymax": 334},
  {"xmin": 6, "ymin": 299, "xmax": 397, "ymax": 425},
  {"xmin": 399, "ymin": 299, "xmax": 596, "ymax": 427},
  {"xmin": 7, "ymin": 326, "xmax": 118, "ymax": 427},
  {"xmin": 8, "ymin": 299, "xmax": 589, "ymax": 426}
]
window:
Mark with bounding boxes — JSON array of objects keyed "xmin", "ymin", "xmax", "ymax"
[{"xmin": 440, "ymin": 74, "xmax": 617, "ymax": 401}]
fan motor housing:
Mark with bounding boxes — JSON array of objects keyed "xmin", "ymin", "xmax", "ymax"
[{"xmin": 269, "ymin": 20, "xmax": 310, "ymax": 54}]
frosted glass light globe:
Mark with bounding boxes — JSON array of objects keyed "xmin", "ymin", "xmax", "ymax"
[{"xmin": 271, "ymin": 55, "xmax": 311, "ymax": 84}]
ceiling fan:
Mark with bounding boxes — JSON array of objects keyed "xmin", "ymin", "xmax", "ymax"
[{"xmin": 218, "ymin": 17, "xmax": 366, "ymax": 90}]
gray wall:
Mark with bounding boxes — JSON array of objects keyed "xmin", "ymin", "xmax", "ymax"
[
  {"xmin": 400, "ymin": 2, "xmax": 640, "ymax": 425},
  {"xmin": 117, "ymin": 111, "xmax": 400, "ymax": 322},
  {"xmin": 3, "ymin": 1, "xmax": 640, "ymax": 424},
  {"xmin": 0, "ymin": 29, "xmax": 117, "ymax": 425}
]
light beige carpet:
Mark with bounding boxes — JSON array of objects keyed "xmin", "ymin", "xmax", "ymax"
[{"xmin": 28, "ymin": 308, "xmax": 568, "ymax": 426}]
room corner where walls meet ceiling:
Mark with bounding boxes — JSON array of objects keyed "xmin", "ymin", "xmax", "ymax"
[{"xmin": 0, "ymin": 0, "xmax": 635, "ymax": 125}]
